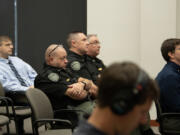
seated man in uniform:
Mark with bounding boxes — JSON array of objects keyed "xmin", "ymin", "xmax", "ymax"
[
  {"xmin": 66, "ymin": 31, "xmax": 98, "ymax": 96},
  {"xmin": 86, "ymin": 34, "xmax": 105, "ymax": 84},
  {"xmin": 73, "ymin": 62, "xmax": 159, "ymax": 135},
  {"xmin": 66, "ymin": 31, "xmax": 93, "ymax": 79},
  {"xmin": 35, "ymin": 44, "xmax": 96, "ymax": 126}
]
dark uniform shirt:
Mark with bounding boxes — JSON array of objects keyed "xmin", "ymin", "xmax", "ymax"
[
  {"xmin": 67, "ymin": 51, "xmax": 92, "ymax": 80},
  {"xmin": 73, "ymin": 120, "xmax": 107, "ymax": 135},
  {"xmin": 35, "ymin": 64, "xmax": 88, "ymax": 110},
  {"xmin": 156, "ymin": 61, "xmax": 180, "ymax": 113},
  {"xmin": 85, "ymin": 55, "xmax": 105, "ymax": 84}
]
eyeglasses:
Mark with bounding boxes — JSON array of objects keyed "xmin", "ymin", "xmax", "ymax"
[
  {"xmin": 48, "ymin": 45, "xmax": 63, "ymax": 56},
  {"xmin": 89, "ymin": 41, "xmax": 101, "ymax": 45}
]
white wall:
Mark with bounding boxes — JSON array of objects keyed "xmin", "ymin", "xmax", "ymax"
[
  {"xmin": 87, "ymin": 0, "xmax": 177, "ymax": 120},
  {"xmin": 87, "ymin": 0, "xmax": 141, "ymax": 65},
  {"xmin": 140, "ymin": 0, "xmax": 176, "ymax": 77},
  {"xmin": 177, "ymin": 0, "xmax": 180, "ymax": 38}
]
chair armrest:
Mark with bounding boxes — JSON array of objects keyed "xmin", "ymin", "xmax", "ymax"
[
  {"xmin": 33, "ymin": 118, "xmax": 72, "ymax": 129},
  {"xmin": 5, "ymin": 91, "xmax": 28, "ymax": 105},
  {"xmin": 0, "ymin": 96, "xmax": 14, "ymax": 108},
  {"xmin": 54, "ymin": 108, "xmax": 86, "ymax": 114},
  {"xmin": 160, "ymin": 113, "xmax": 180, "ymax": 119},
  {"xmin": 0, "ymin": 97, "xmax": 10, "ymax": 118},
  {"xmin": 157, "ymin": 112, "xmax": 180, "ymax": 123},
  {"xmin": 54, "ymin": 108, "xmax": 90, "ymax": 119},
  {"xmin": 33, "ymin": 118, "xmax": 72, "ymax": 134},
  {"xmin": 0, "ymin": 96, "xmax": 18, "ymax": 118}
]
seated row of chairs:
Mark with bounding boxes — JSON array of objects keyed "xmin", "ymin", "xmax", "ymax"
[
  {"xmin": 0, "ymin": 83, "xmax": 31, "ymax": 135},
  {"xmin": 0, "ymin": 84, "xmax": 73, "ymax": 135}
]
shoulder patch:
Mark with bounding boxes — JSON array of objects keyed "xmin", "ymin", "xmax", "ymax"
[
  {"xmin": 48, "ymin": 73, "xmax": 60, "ymax": 82},
  {"xmin": 71, "ymin": 61, "xmax": 81, "ymax": 71}
]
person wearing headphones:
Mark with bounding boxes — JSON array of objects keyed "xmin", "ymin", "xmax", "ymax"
[{"xmin": 73, "ymin": 62, "xmax": 159, "ymax": 135}]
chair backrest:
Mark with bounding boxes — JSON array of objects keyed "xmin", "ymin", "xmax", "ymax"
[
  {"xmin": 155, "ymin": 99, "xmax": 162, "ymax": 122},
  {"xmin": 26, "ymin": 88, "xmax": 54, "ymax": 120},
  {"xmin": 155, "ymin": 99, "xmax": 180, "ymax": 134}
]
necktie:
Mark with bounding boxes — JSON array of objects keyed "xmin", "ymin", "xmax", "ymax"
[{"xmin": 8, "ymin": 59, "xmax": 27, "ymax": 86}]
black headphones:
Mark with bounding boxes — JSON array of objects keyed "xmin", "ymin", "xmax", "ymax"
[{"xmin": 110, "ymin": 70, "xmax": 149, "ymax": 115}]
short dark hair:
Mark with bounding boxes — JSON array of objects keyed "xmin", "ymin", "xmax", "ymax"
[
  {"xmin": 97, "ymin": 62, "xmax": 159, "ymax": 109},
  {"xmin": 0, "ymin": 36, "xmax": 12, "ymax": 46},
  {"xmin": 66, "ymin": 31, "xmax": 84, "ymax": 48},
  {"xmin": 161, "ymin": 38, "xmax": 180, "ymax": 62}
]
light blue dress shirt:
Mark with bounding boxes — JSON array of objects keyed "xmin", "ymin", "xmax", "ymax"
[{"xmin": 0, "ymin": 56, "xmax": 37, "ymax": 91}]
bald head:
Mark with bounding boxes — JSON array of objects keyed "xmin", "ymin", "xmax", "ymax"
[
  {"xmin": 45, "ymin": 44, "xmax": 60, "ymax": 61},
  {"xmin": 45, "ymin": 44, "xmax": 68, "ymax": 69}
]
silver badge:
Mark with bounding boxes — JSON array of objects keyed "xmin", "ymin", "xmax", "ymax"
[
  {"xmin": 48, "ymin": 73, "xmax": 59, "ymax": 82},
  {"xmin": 71, "ymin": 61, "xmax": 81, "ymax": 71}
]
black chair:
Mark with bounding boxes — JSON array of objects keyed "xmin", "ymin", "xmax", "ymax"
[
  {"xmin": 0, "ymin": 83, "xmax": 32, "ymax": 135},
  {"xmin": 0, "ymin": 97, "xmax": 10, "ymax": 135},
  {"xmin": 155, "ymin": 99, "xmax": 180, "ymax": 135},
  {"xmin": 25, "ymin": 88, "xmax": 72, "ymax": 135},
  {"xmin": 5, "ymin": 90, "xmax": 29, "ymax": 106}
]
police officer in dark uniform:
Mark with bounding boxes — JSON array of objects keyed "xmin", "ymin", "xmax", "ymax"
[
  {"xmin": 35, "ymin": 64, "xmax": 88, "ymax": 110},
  {"xmin": 67, "ymin": 51, "xmax": 92, "ymax": 80},
  {"xmin": 35, "ymin": 44, "xmax": 96, "ymax": 127},
  {"xmin": 86, "ymin": 34, "xmax": 105, "ymax": 84},
  {"xmin": 86, "ymin": 56, "xmax": 105, "ymax": 83},
  {"xmin": 66, "ymin": 31, "xmax": 93, "ymax": 80}
]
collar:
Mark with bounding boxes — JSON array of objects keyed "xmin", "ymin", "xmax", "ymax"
[
  {"xmin": 68, "ymin": 50, "xmax": 85, "ymax": 59},
  {"xmin": 0, "ymin": 56, "xmax": 10, "ymax": 64},
  {"xmin": 43, "ymin": 63, "xmax": 64, "ymax": 72},
  {"xmin": 86, "ymin": 55, "xmax": 101, "ymax": 63},
  {"xmin": 86, "ymin": 55, "xmax": 95, "ymax": 62},
  {"xmin": 86, "ymin": 55, "xmax": 93, "ymax": 59},
  {"xmin": 167, "ymin": 61, "xmax": 180, "ymax": 72}
]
